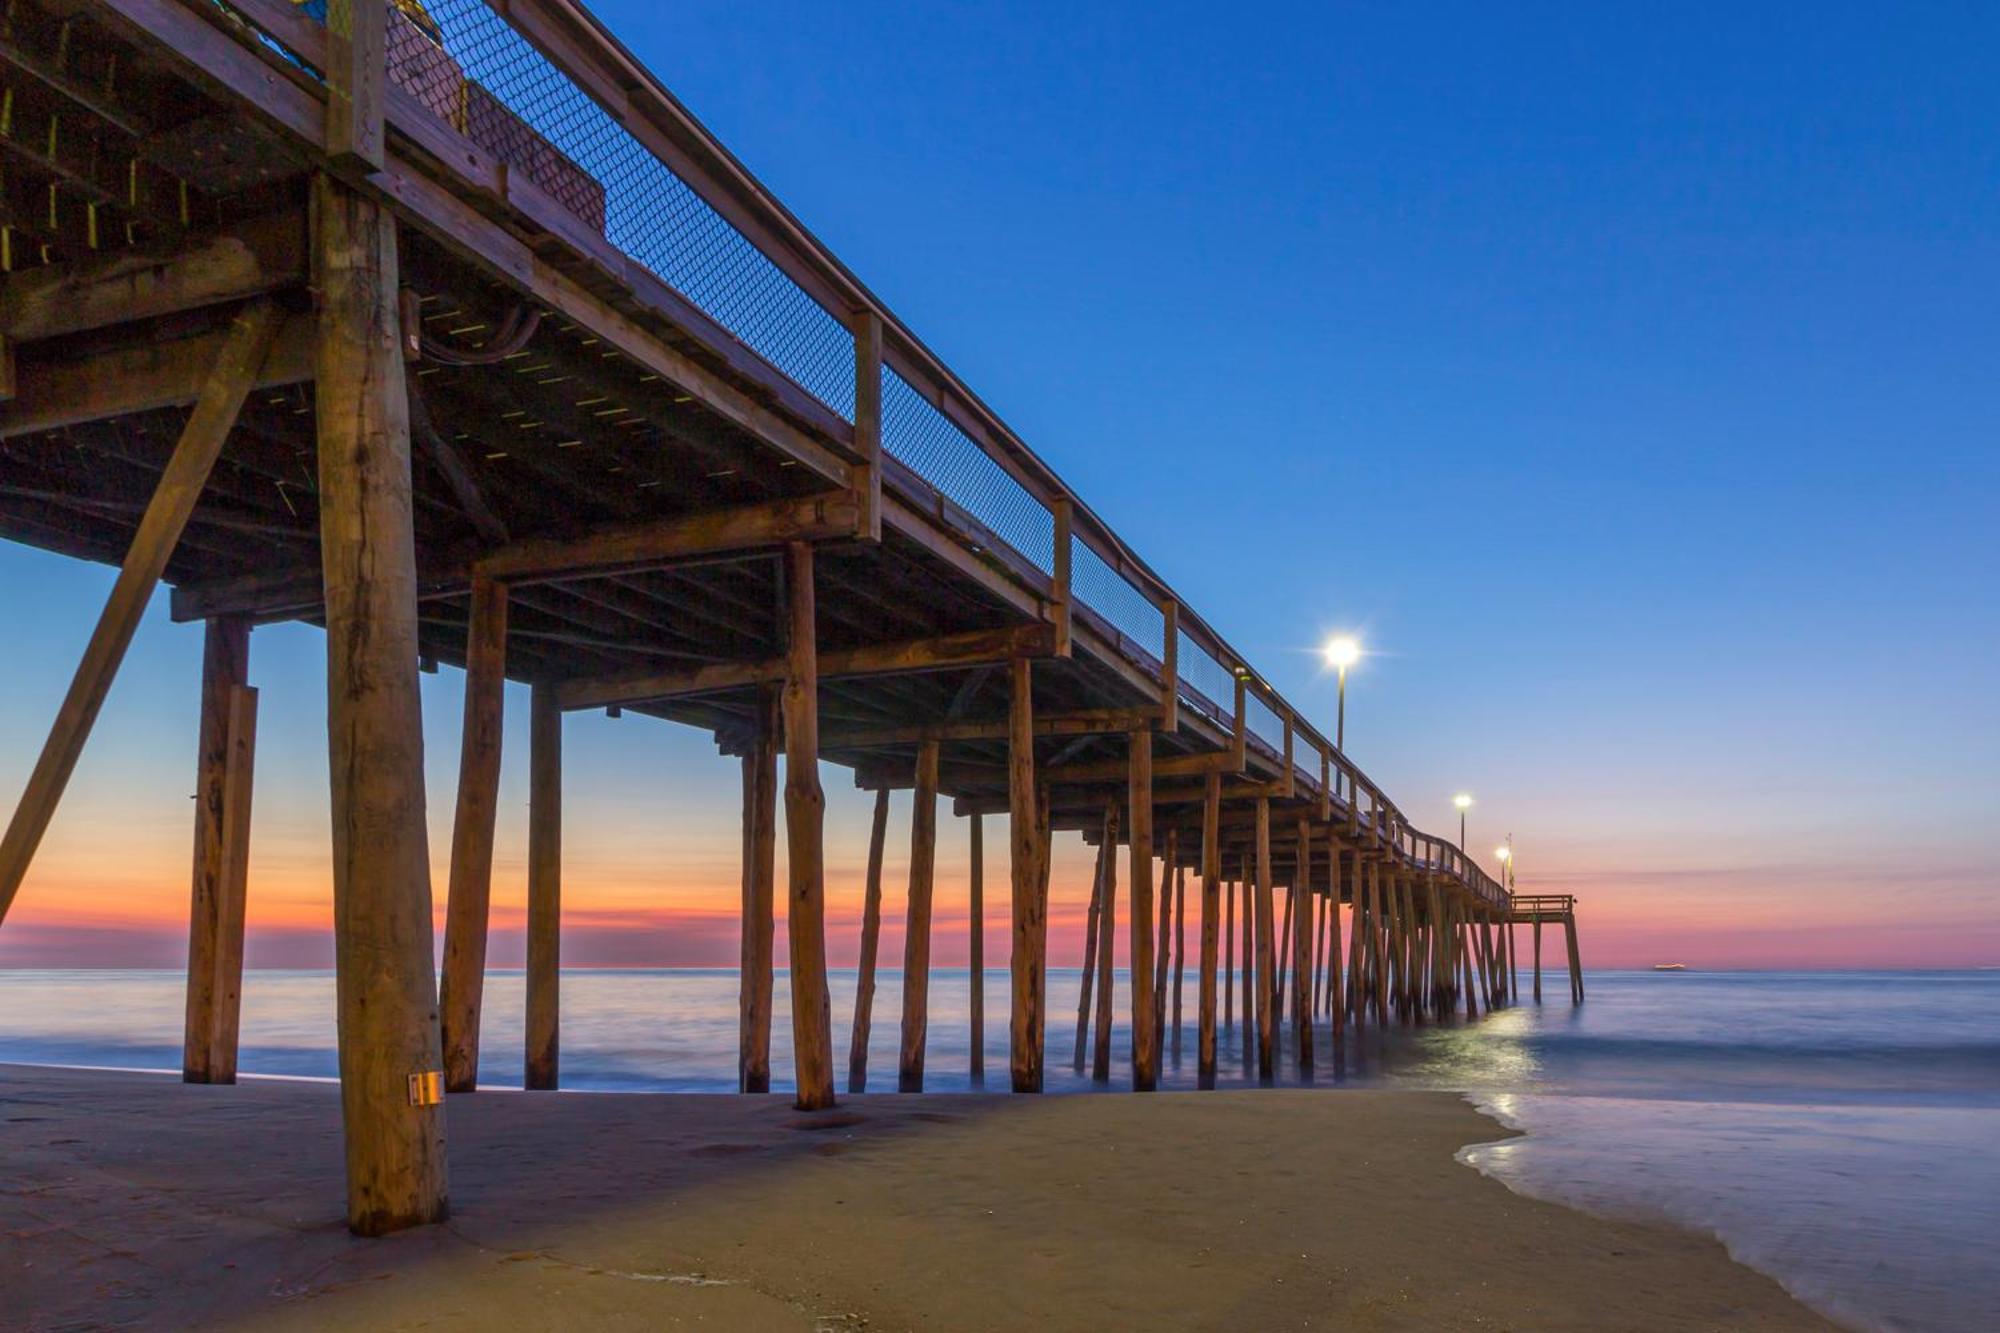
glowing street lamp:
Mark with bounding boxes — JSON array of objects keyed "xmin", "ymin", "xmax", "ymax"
[
  {"xmin": 1453, "ymin": 792, "xmax": 1473, "ymax": 850},
  {"xmin": 1496, "ymin": 838, "xmax": 1516, "ymax": 891},
  {"xmin": 1322, "ymin": 635, "xmax": 1362, "ymax": 751}
]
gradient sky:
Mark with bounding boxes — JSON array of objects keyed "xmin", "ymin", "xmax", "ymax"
[{"xmin": 2, "ymin": 0, "xmax": 1995, "ymax": 971}]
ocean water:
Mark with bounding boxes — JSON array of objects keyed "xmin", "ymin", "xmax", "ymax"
[{"xmin": 2, "ymin": 967, "xmax": 1995, "ymax": 1331}]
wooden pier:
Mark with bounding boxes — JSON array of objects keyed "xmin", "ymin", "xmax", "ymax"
[{"xmin": 0, "ymin": 0, "xmax": 1580, "ymax": 1234}]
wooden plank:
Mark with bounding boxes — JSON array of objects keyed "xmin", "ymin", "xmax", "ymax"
[
  {"xmin": 311, "ymin": 176, "xmax": 446, "ymax": 1236},
  {"xmin": 845, "ymin": 786, "xmax": 890, "ymax": 1094},
  {"xmin": 475, "ymin": 493, "xmax": 863, "ymax": 583},
  {"xmin": 739, "ymin": 685, "xmax": 778, "ymax": 1093},
  {"xmin": 1127, "ymin": 728, "xmax": 1156, "ymax": 1091},
  {"xmin": 967, "ymin": 811, "xmax": 984, "ymax": 1083},
  {"xmin": 1197, "ymin": 771, "xmax": 1220, "ymax": 1089},
  {"xmin": 182, "ymin": 618, "xmax": 248, "ymax": 1085},
  {"xmin": 1293, "ymin": 818, "xmax": 1313, "ymax": 1072},
  {"xmin": 897, "ymin": 739, "xmax": 940, "ymax": 1092},
  {"xmin": 822, "ymin": 707, "xmax": 1159, "ymax": 749},
  {"xmin": 853, "ymin": 308, "xmax": 883, "ymax": 542},
  {"xmin": 439, "ymin": 577, "xmax": 507, "ymax": 1094},
  {"xmin": 326, "ymin": 0, "xmax": 386, "ymax": 170},
  {"xmin": 0, "ymin": 316, "xmax": 311, "ymax": 439},
  {"xmin": 181, "ymin": 617, "xmax": 256, "ymax": 1085},
  {"xmin": 781, "ymin": 543, "xmax": 836, "ymax": 1110},
  {"xmin": 1006, "ymin": 656, "xmax": 1042, "ymax": 1093},
  {"xmin": 558, "ymin": 621, "xmax": 1056, "ymax": 711},
  {"xmin": 0, "ymin": 300, "xmax": 278, "ymax": 927},
  {"xmin": 525, "ymin": 682, "xmax": 562, "ymax": 1091},
  {"xmin": 0, "ymin": 211, "xmax": 307, "ymax": 342},
  {"xmin": 1072, "ymin": 806, "xmax": 1112, "ymax": 1072},
  {"xmin": 1253, "ymin": 796, "xmax": 1276, "ymax": 1081}
]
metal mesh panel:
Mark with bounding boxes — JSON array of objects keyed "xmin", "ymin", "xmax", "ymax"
[
  {"xmin": 1070, "ymin": 538, "xmax": 1164, "ymax": 663},
  {"xmin": 1245, "ymin": 692, "xmax": 1286, "ymax": 756},
  {"xmin": 312, "ymin": 0, "xmax": 855, "ymax": 416},
  {"xmin": 881, "ymin": 368, "xmax": 1053, "ymax": 573},
  {"xmin": 1176, "ymin": 631, "xmax": 1235, "ymax": 719}
]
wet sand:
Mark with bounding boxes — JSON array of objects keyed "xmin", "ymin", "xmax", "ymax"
[{"xmin": 1, "ymin": 1063, "xmax": 1831, "ymax": 1330}]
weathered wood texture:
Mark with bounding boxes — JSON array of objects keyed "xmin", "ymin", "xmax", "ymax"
[
  {"xmin": 738, "ymin": 686, "xmax": 778, "ymax": 1093},
  {"xmin": 1007, "ymin": 657, "xmax": 1042, "ymax": 1093},
  {"xmin": 898, "ymin": 739, "xmax": 941, "ymax": 1092},
  {"xmin": 1127, "ymin": 727, "xmax": 1157, "ymax": 1091},
  {"xmin": 312, "ymin": 177, "xmax": 446, "ymax": 1235},
  {"xmin": 182, "ymin": 617, "xmax": 255, "ymax": 1085},
  {"xmin": 439, "ymin": 576, "xmax": 507, "ymax": 1093},
  {"xmin": 846, "ymin": 786, "xmax": 891, "ymax": 1093},
  {"xmin": 967, "ymin": 811, "xmax": 985, "ymax": 1082},
  {"xmin": 525, "ymin": 682, "xmax": 562, "ymax": 1091},
  {"xmin": 781, "ymin": 543, "xmax": 836, "ymax": 1110}
]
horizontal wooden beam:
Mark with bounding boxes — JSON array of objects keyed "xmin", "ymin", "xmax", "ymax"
[
  {"xmin": 0, "ymin": 210, "xmax": 307, "ymax": 343},
  {"xmin": 1039, "ymin": 748, "xmax": 1246, "ymax": 786},
  {"xmin": 0, "ymin": 318, "xmax": 312, "ymax": 439},
  {"xmin": 475, "ymin": 493, "xmax": 862, "ymax": 582},
  {"xmin": 824, "ymin": 706, "xmax": 1158, "ymax": 750},
  {"xmin": 559, "ymin": 621, "xmax": 1057, "ymax": 711}
]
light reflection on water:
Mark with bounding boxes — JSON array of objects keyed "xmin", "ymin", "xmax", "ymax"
[{"xmin": 3, "ymin": 968, "xmax": 1996, "ymax": 1331}]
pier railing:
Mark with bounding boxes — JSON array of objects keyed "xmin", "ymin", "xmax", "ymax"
[{"xmin": 200, "ymin": 0, "xmax": 1505, "ymax": 905}]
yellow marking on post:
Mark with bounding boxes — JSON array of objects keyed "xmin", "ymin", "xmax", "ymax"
[{"xmin": 407, "ymin": 1070, "xmax": 444, "ymax": 1107}]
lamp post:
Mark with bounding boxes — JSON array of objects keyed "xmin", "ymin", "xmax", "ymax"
[
  {"xmin": 1453, "ymin": 792, "xmax": 1473, "ymax": 851},
  {"xmin": 1322, "ymin": 636, "xmax": 1361, "ymax": 751}
]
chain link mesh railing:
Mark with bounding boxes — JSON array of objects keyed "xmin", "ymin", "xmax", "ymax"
[
  {"xmin": 1244, "ymin": 691, "xmax": 1286, "ymax": 758},
  {"xmin": 1069, "ymin": 537, "xmax": 1164, "ymax": 664},
  {"xmin": 304, "ymin": 0, "xmax": 858, "ymax": 417},
  {"xmin": 1175, "ymin": 630, "xmax": 1236, "ymax": 721},
  {"xmin": 880, "ymin": 368, "xmax": 1054, "ymax": 574}
]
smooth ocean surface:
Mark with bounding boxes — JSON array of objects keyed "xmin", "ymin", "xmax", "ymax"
[{"xmin": 3, "ymin": 966, "xmax": 1995, "ymax": 1331}]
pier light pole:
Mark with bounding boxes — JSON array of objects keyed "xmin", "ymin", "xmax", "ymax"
[
  {"xmin": 1322, "ymin": 636, "xmax": 1362, "ymax": 752},
  {"xmin": 1453, "ymin": 793, "xmax": 1473, "ymax": 851}
]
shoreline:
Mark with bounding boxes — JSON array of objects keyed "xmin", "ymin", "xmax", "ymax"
[{"xmin": 2, "ymin": 1063, "xmax": 1831, "ymax": 1330}]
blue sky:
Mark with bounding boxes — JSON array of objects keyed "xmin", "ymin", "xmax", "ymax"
[{"xmin": 1, "ymin": 1, "xmax": 1994, "ymax": 965}]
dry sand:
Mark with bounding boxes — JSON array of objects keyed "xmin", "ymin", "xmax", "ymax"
[{"xmin": 1, "ymin": 1063, "xmax": 1830, "ymax": 1330}]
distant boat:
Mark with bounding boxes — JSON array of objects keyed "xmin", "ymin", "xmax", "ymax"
[{"xmin": 1652, "ymin": 963, "xmax": 1689, "ymax": 972}]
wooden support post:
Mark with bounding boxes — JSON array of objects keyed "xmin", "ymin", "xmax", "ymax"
[
  {"xmin": 1326, "ymin": 858, "xmax": 1345, "ymax": 1063},
  {"xmin": 1292, "ymin": 820, "xmax": 1313, "ymax": 1072},
  {"xmin": 1092, "ymin": 801, "xmax": 1119, "ymax": 1083},
  {"xmin": 846, "ymin": 787, "xmax": 890, "ymax": 1093},
  {"xmin": 898, "ymin": 740, "xmax": 941, "ymax": 1092},
  {"xmin": 1222, "ymin": 875, "xmax": 1235, "ymax": 1031},
  {"xmin": 326, "ymin": 0, "xmax": 385, "ymax": 170},
  {"xmin": 738, "ymin": 685, "xmax": 779, "ymax": 1093},
  {"xmin": 1153, "ymin": 829, "xmax": 1174, "ymax": 1043},
  {"xmin": 524, "ymin": 683, "xmax": 562, "ymax": 1090},
  {"xmin": 1344, "ymin": 854, "xmax": 1366, "ymax": 1029},
  {"xmin": 1310, "ymin": 884, "xmax": 1327, "ymax": 1022},
  {"xmin": 1240, "ymin": 854, "xmax": 1256, "ymax": 1067},
  {"xmin": 968, "ymin": 812, "xmax": 985, "ymax": 1082},
  {"xmin": 1534, "ymin": 913, "xmax": 1544, "ymax": 1003},
  {"xmin": 1275, "ymin": 885, "xmax": 1293, "ymax": 1026},
  {"xmin": 781, "ymin": 543, "xmax": 836, "ymax": 1110},
  {"xmin": 439, "ymin": 577, "xmax": 507, "ymax": 1093},
  {"xmin": 1073, "ymin": 807, "xmax": 1112, "ymax": 1072},
  {"xmin": 1007, "ymin": 656, "xmax": 1043, "ymax": 1093},
  {"xmin": 1566, "ymin": 913, "xmax": 1585, "ymax": 1004},
  {"xmin": 851, "ymin": 308, "xmax": 883, "ymax": 542},
  {"xmin": 182, "ymin": 618, "xmax": 255, "ymax": 1085},
  {"xmin": 312, "ymin": 176, "xmax": 445, "ymax": 1235},
  {"xmin": 1197, "ymin": 771, "xmax": 1220, "ymax": 1089},
  {"xmin": 0, "ymin": 301, "xmax": 278, "ymax": 927},
  {"xmin": 1128, "ymin": 728, "xmax": 1157, "ymax": 1091},
  {"xmin": 1171, "ymin": 855, "xmax": 1187, "ymax": 1061},
  {"xmin": 1253, "ymin": 796, "xmax": 1276, "ymax": 1082}
]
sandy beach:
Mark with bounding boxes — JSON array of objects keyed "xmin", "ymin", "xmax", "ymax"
[{"xmin": 0, "ymin": 1064, "xmax": 1830, "ymax": 1330}]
